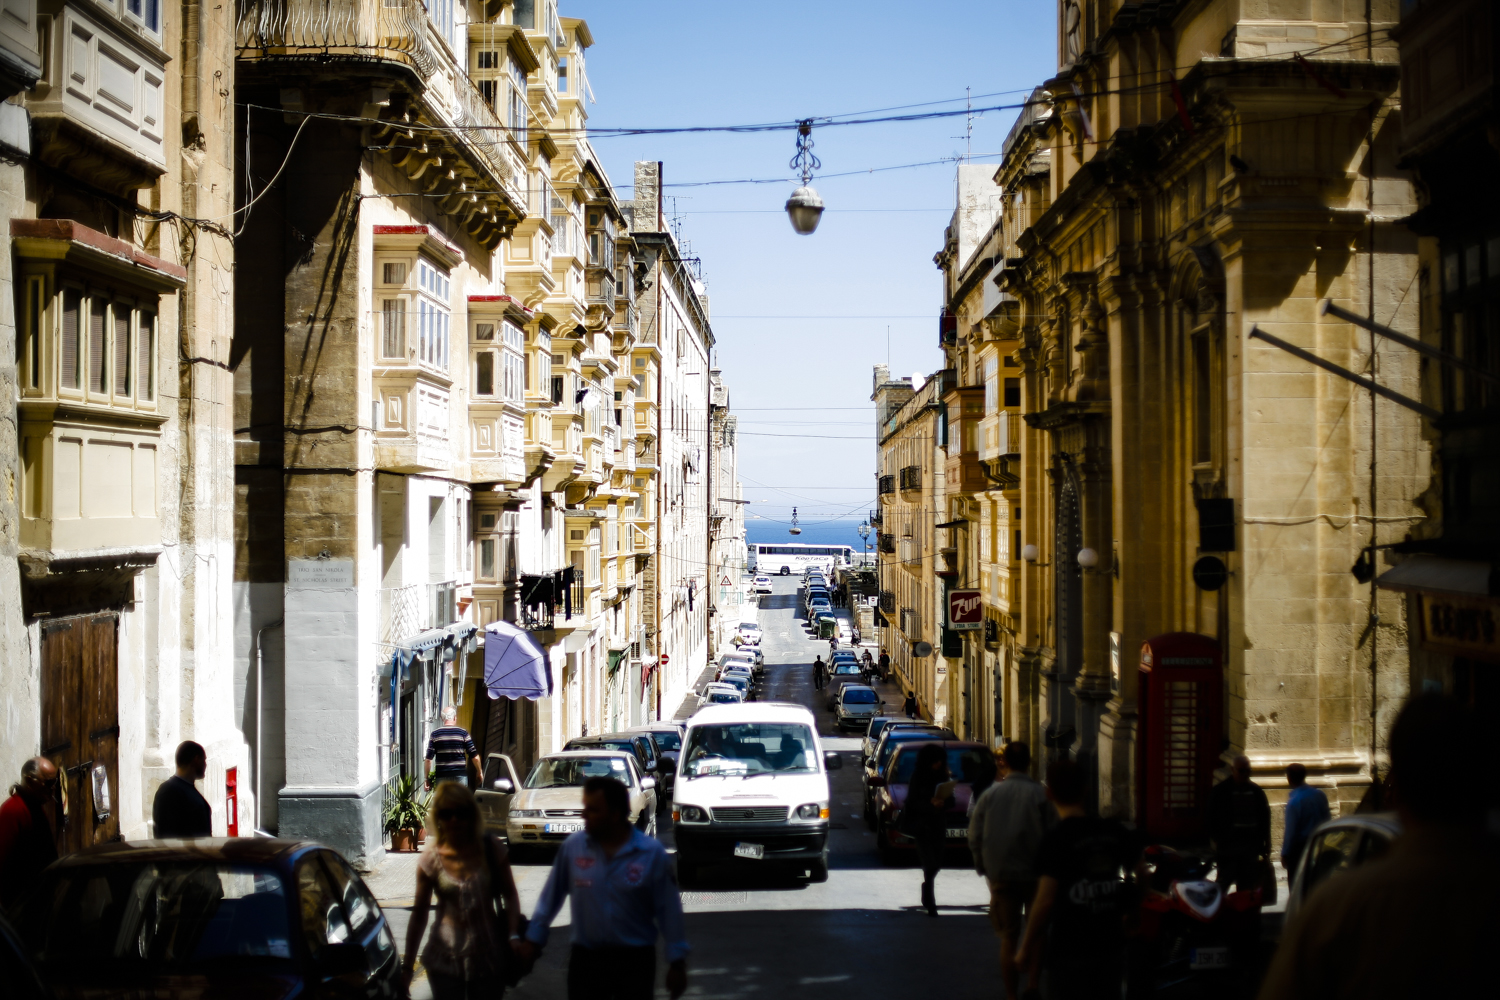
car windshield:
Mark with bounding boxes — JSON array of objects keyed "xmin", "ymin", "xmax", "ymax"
[
  {"xmin": 878, "ymin": 731, "xmax": 946, "ymax": 769},
  {"xmin": 707, "ymin": 691, "xmax": 741, "ymax": 703},
  {"xmin": 682, "ymin": 723, "xmax": 818, "ymax": 776},
  {"xmin": 832, "ymin": 662, "xmax": 862, "ymax": 675},
  {"xmin": 647, "ymin": 730, "xmax": 681, "ymax": 752},
  {"xmin": 842, "ymin": 688, "xmax": 878, "ymax": 704},
  {"xmin": 18, "ymin": 863, "xmax": 293, "ymax": 969},
  {"xmin": 891, "ymin": 747, "xmax": 992, "ymax": 784},
  {"xmin": 526, "ymin": 755, "xmax": 630, "ymax": 788}
]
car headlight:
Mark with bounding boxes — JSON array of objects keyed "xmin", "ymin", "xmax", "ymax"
[
  {"xmin": 795, "ymin": 803, "xmax": 829, "ymax": 821},
  {"xmin": 676, "ymin": 804, "xmax": 708, "ymax": 823},
  {"xmin": 510, "ymin": 809, "xmax": 542, "ymax": 819}
]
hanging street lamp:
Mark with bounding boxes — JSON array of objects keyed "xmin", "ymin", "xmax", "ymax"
[
  {"xmin": 785, "ymin": 120, "xmax": 824, "ymax": 235},
  {"xmin": 790, "ymin": 507, "xmax": 803, "ymax": 535}
]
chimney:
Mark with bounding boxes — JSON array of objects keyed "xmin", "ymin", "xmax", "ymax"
[
  {"xmin": 633, "ymin": 161, "xmax": 663, "ymax": 233},
  {"xmin": 873, "ymin": 364, "xmax": 890, "ymax": 394}
]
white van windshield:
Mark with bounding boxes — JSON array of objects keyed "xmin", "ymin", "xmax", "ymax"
[{"xmin": 682, "ymin": 723, "xmax": 817, "ymax": 776}]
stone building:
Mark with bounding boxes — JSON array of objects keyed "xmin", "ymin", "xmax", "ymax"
[
  {"xmin": 709, "ymin": 369, "xmax": 748, "ymax": 649},
  {"xmin": 630, "ymin": 161, "xmax": 713, "ymax": 717},
  {"xmin": 1, "ymin": 1, "xmax": 244, "ymax": 842},
  {"xmin": 873, "ymin": 365, "xmax": 950, "ymax": 727},
  {"xmin": 1380, "ymin": 0, "xmax": 1499, "ymax": 802},
  {"xmin": 925, "ymin": 0, "xmax": 1427, "ymax": 840}
]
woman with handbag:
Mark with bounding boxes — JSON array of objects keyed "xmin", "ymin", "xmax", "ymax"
[
  {"xmin": 403, "ymin": 781, "xmax": 524, "ymax": 999},
  {"xmin": 901, "ymin": 743, "xmax": 952, "ymax": 918}
]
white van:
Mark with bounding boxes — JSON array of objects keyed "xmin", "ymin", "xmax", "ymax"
[{"xmin": 672, "ymin": 702, "xmax": 842, "ymax": 883}]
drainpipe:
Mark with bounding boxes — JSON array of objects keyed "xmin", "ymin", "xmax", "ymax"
[{"xmin": 255, "ymin": 618, "xmax": 283, "ymax": 835}]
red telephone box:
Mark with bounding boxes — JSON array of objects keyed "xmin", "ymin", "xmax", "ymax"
[
  {"xmin": 1137, "ymin": 633, "xmax": 1223, "ymax": 842},
  {"xmin": 225, "ymin": 767, "xmax": 239, "ymax": 837}
]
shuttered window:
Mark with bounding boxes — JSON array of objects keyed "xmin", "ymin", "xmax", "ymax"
[
  {"xmin": 61, "ymin": 290, "xmax": 81, "ymax": 389},
  {"xmin": 89, "ymin": 298, "xmax": 108, "ymax": 394},
  {"xmin": 137, "ymin": 313, "xmax": 155, "ymax": 401},
  {"xmin": 113, "ymin": 305, "xmax": 131, "ymax": 397}
]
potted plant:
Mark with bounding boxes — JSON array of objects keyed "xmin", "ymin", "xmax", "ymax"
[{"xmin": 384, "ymin": 775, "xmax": 428, "ymax": 852}]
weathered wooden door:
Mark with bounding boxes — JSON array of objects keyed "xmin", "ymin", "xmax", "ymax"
[{"xmin": 41, "ymin": 613, "xmax": 121, "ymax": 853}]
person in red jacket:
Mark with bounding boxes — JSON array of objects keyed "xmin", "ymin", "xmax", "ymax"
[{"xmin": 0, "ymin": 757, "xmax": 60, "ymax": 908}]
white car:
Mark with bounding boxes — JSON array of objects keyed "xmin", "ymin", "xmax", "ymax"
[
  {"xmin": 673, "ymin": 702, "xmax": 842, "ymax": 884},
  {"xmin": 501, "ymin": 751, "xmax": 658, "ymax": 855},
  {"xmin": 698, "ymin": 683, "xmax": 744, "ymax": 709},
  {"xmin": 752, "ymin": 576, "xmax": 773, "ymax": 594}
]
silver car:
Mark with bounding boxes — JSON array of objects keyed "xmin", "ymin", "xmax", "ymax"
[
  {"xmin": 501, "ymin": 751, "xmax": 658, "ymax": 856},
  {"xmin": 835, "ymin": 684, "xmax": 883, "ymax": 731},
  {"xmin": 1283, "ymin": 812, "xmax": 1401, "ymax": 923}
]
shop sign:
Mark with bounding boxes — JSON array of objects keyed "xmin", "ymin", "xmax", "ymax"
[
  {"xmin": 948, "ymin": 589, "xmax": 983, "ymax": 630},
  {"xmin": 1419, "ymin": 593, "xmax": 1500, "ymax": 661}
]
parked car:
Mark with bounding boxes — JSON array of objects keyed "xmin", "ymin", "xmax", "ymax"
[
  {"xmin": 507, "ymin": 751, "xmax": 658, "ymax": 856},
  {"xmin": 861, "ymin": 716, "xmax": 910, "ymax": 759},
  {"xmin": 871, "ymin": 741, "xmax": 992, "ymax": 863},
  {"xmin": 1283, "ymin": 812, "xmax": 1402, "ymax": 924},
  {"xmin": 477, "ymin": 752, "xmax": 521, "ymax": 834},
  {"xmin": 699, "ymin": 683, "xmax": 745, "ymax": 709},
  {"xmin": 752, "ymin": 575, "xmax": 774, "ymax": 594},
  {"xmin": 807, "ymin": 599, "xmax": 833, "ymax": 621},
  {"xmin": 862, "ymin": 723, "xmax": 952, "ymax": 826},
  {"xmin": 626, "ymin": 723, "xmax": 685, "ymax": 798},
  {"xmin": 716, "ymin": 671, "xmax": 754, "ymax": 701},
  {"xmin": 835, "ymin": 684, "xmax": 884, "ymax": 731},
  {"xmin": 824, "ymin": 659, "xmax": 868, "ymax": 709},
  {"xmin": 729, "ymin": 641, "xmax": 764, "ymax": 667},
  {"xmin": 12, "ymin": 838, "xmax": 401, "ymax": 1000},
  {"xmin": 0, "ymin": 910, "xmax": 50, "ymax": 1000},
  {"xmin": 564, "ymin": 732, "xmax": 663, "ymax": 787},
  {"xmin": 737, "ymin": 621, "xmax": 764, "ymax": 642}
]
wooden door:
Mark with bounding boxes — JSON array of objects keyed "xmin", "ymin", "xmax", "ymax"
[{"xmin": 41, "ymin": 613, "xmax": 120, "ymax": 853}]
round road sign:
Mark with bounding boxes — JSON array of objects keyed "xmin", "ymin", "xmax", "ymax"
[{"xmin": 1192, "ymin": 556, "xmax": 1228, "ymax": 592}]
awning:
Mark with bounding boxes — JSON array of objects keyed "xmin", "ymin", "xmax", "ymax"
[
  {"xmin": 1376, "ymin": 554, "xmax": 1496, "ymax": 597},
  {"xmin": 607, "ymin": 648, "xmax": 626, "ymax": 675},
  {"xmin": 483, "ymin": 620, "xmax": 552, "ymax": 701}
]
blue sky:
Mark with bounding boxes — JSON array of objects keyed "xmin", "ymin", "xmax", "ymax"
[{"xmin": 565, "ymin": 1, "xmax": 1057, "ymax": 545}]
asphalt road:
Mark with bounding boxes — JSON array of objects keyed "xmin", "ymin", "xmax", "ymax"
[{"xmin": 390, "ymin": 575, "xmax": 998, "ymax": 999}]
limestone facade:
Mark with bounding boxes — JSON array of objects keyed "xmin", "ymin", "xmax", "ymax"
[
  {"xmin": 1, "ymin": 1, "xmax": 245, "ymax": 843},
  {"xmin": 931, "ymin": 1, "xmax": 1426, "ymax": 841}
]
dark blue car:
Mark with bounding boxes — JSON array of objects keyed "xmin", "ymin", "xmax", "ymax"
[{"xmin": 9, "ymin": 838, "xmax": 401, "ymax": 1000}]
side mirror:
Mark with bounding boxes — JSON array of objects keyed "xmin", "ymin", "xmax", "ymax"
[
  {"xmin": 823, "ymin": 751, "xmax": 844, "ymax": 771},
  {"xmin": 641, "ymin": 776, "xmax": 657, "ymax": 791},
  {"xmin": 659, "ymin": 757, "xmax": 676, "ymax": 773},
  {"xmin": 868, "ymin": 775, "xmax": 886, "ymax": 788},
  {"xmin": 492, "ymin": 778, "xmax": 514, "ymax": 794},
  {"xmin": 317, "ymin": 942, "xmax": 367, "ymax": 978}
]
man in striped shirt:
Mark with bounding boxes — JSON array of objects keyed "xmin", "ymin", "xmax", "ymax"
[{"xmin": 424, "ymin": 706, "xmax": 482, "ymax": 789}]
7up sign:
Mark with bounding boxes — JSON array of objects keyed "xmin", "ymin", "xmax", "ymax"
[{"xmin": 948, "ymin": 589, "xmax": 983, "ymax": 630}]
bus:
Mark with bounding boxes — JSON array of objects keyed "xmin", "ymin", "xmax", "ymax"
[{"xmin": 751, "ymin": 543, "xmax": 854, "ymax": 576}]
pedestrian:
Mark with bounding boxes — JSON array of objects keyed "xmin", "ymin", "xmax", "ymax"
[
  {"xmin": 878, "ymin": 649, "xmax": 891, "ymax": 683},
  {"xmin": 812, "ymin": 656, "xmax": 826, "ymax": 691},
  {"xmin": 521, "ymin": 776, "xmax": 688, "ymax": 1000},
  {"xmin": 901, "ymin": 743, "xmax": 952, "ymax": 918},
  {"xmin": 1207, "ymin": 754, "xmax": 1271, "ymax": 892},
  {"xmin": 403, "ymin": 781, "xmax": 523, "ymax": 1000},
  {"xmin": 153, "ymin": 740, "xmax": 212, "ymax": 838},
  {"xmin": 967, "ymin": 740, "xmax": 1052, "ymax": 1000},
  {"xmin": 1259, "ymin": 695, "xmax": 1497, "ymax": 1000},
  {"xmin": 426, "ymin": 705, "xmax": 483, "ymax": 790},
  {"xmin": 1280, "ymin": 762, "xmax": 1330, "ymax": 883},
  {"xmin": 0, "ymin": 757, "xmax": 60, "ymax": 908},
  {"xmin": 1015, "ymin": 758, "xmax": 1141, "ymax": 1000},
  {"xmin": 903, "ymin": 691, "xmax": 919, "ymax": 719}
]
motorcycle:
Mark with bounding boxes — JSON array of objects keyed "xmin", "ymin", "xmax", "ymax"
[{"xmin": 1128, "ymin": 845, "xmax": 1263, "ymax": 999}]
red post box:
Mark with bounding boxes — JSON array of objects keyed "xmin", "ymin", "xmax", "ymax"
[
  {"xmin": 225, "ymin": 766, "xmax": 239, "ymax": 837},
  {"xmin": 1137, "ymin": 633, "xmax": 1223, "ymax": 841}
]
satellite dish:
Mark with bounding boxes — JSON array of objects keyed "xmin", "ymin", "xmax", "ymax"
[{"xmin": 912, "ymin": 641, "xmax": 933, "ymax": 658}]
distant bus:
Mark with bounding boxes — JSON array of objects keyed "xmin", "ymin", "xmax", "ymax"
[{"xmin": 751, "ymin": 544, "xmax": 853, "ymax": 576}]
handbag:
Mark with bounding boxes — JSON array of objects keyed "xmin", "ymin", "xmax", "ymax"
[{"xmin": 485, "ymin": 834, "xmax": 534, "ymax": 987}]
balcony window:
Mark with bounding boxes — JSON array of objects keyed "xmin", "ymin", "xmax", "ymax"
[
  {"xmin": 416, "ymin": 259, "xmax": 451, "ymax": 370},
  {"xmin": 557, "ymin": 57, "xmax": 568, "ymax": 94},
  {"xmin": 381, "ymin": 300, "xmax": 406, "ymax": 359},
  {"xmin": 503, "ymin": 323, "xmax": 525, "ymax": 401},
  {"xmin": 479, "ymin": 538, "xmax": 496, "ymax": 580},
  {"xmin": 124, "ymin": 0, "xmax": 162, "ymax": 36},
  {"xmin": 41, "ymin": 284, "xmax": 156, "ymax": 408},
  {"xmin": 475, "ymin": 352, "xmax": 495, "ymax": 395}
]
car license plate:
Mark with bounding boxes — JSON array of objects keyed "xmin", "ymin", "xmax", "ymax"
[
  {"xmin": 544, "ymin": 822, "xmax": 583, "ymax": 834},
  {"xmin": 733, "ymin": 842, "xmax": 765, "ymax": 860},
  {"xmin": 946, "ymin": 827, "xmax": 968, "ymax": 838},
  {"xmin": 1189, "ymin": 947, "xmax": 1230, "ymax": 970}
]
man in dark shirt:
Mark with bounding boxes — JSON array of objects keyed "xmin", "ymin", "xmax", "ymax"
[
  {"xmin": 153, "ymin": 740, "xmax": 212, "ymax": 838},
  {"xmin": 0, "ymin": 757, "xmax": 60, "ymax": 907},
  {"xmin": 1016, "ymin": 758, "xmax": 1140, "ymax": 1000},
  {"xmin": 424, "ymin": 706, "xmax": 482, "ymax": 789},
  {"xmin": 1208, "ymin": 754, "xmax": 1271, "ymax": 891}
]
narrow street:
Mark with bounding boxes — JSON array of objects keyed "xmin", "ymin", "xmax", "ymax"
[{"xmin": 379, "ymin": 574, "xmax": 997, "ymax": 1000}]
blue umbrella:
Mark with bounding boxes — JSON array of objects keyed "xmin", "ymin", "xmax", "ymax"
[{"xmin": 483, "ymin": 620, "xmax": 552, "ymax": 700}]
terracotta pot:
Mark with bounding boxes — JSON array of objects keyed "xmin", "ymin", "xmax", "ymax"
[
  {"xmin": 390, "ymin": 830, "xmax": 415, "ymax": 852},
  {"xmin": 415, "ymin": 827, "xmax": 427, "ymax": 845}
]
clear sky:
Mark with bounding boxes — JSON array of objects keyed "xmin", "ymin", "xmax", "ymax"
[{"xmin": 564, "ymin": 1, "xmax": 1058, "ymax": 546}]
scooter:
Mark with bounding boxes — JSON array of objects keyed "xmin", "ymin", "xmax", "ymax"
[{"xmin": 1128, "ymin": 845, "xmax": 1263, "ymax": 999}]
